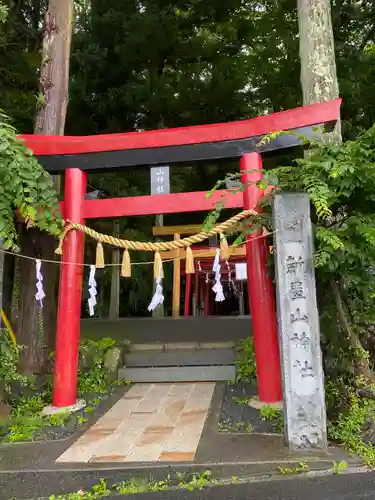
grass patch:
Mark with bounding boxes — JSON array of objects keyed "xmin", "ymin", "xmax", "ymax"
[
  {"xmin": 259, "ymin": 405, "xmax": 284, "ymax": 433},
  {"xmin": 48, "ymin": 472, "xmax": 217, "ymax": 499},
  {"xmin": 235, "ymin": 337, "xmax": 256, "ymax": 384},
  {"xmin": 328, "ymin": 389, "xmax": 375, "ymax": 467}
]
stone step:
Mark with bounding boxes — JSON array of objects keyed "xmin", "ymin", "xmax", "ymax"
[
  {"xmin": 81, "ymin": 316, "xmax": 251, "ymax": 344},
  {"xmin": 128, "ymin": 341, "xmax": 235, "ymax": 352},
  {"xmin": 118, "ymin": 365, "xmax": 236, "ymax": 383},
  {"xmin": 125, "ymin": 348, "xmax": 236, "ymax": 367}
]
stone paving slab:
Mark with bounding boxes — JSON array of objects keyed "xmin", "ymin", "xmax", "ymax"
[{"xmin": 56, "ymin": 382, "xmax": 215, "ymax": 464}]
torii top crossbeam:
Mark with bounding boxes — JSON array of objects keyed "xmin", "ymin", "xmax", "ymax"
[{"xmin": 20, "ymin": 99, "xmax": 341, "ymax": 173}]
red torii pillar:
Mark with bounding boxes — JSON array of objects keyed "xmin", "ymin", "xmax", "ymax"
[
  {"xmin": 241, "ymin": 153, "xmax": 282, "ymax": 403},
  {"xmin": 52, "ymin": 169, "xmax": 87, "ymax": 408}
]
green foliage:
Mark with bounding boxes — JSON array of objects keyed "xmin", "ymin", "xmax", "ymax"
[
  {"xmin": 6, "ymin": 394, "xmax": 46, "ymax": 442},
  {"xmin": 35, "ymin": 91, "xmax": 46, "ymax": 110},
  {"xmin": 0, "ymin": 330, "xmax": 28, "ymax": 392},
  {"xmin": 0, "ymin": 110, "xmax": 63, "ymax": 250},
  {"xmin": 328, "ymin": 391, "xmax": 375, "ymax": 467},
  {"xmin": 232, "ymin": 421, "xmax": 253, "ymax": 433},
  {"xmin": 2, "ymin": 0, "xmax": 375, "ymax": 140},
  {"xmin": 0, "ymin": 1, "xmax": 8, "ymax": 23},
  {"xmin": 235, "ymin": 336, "xmax": 257, "ymax": 383},
  {"xmin": 4, "ymin": 389, "xmax": 72, "ymax": 443},
  {"xmin": 49, "ymin": 472, "xmax": 216, "ymax": 499},
  {"xmin": 78, "ymin": 337, "xmax": 117, "ymax": 395},
  {"xmin": 278, "ymin": 462, "xmax": 309, "ymax": 475},
  {"xmin": 234, "ymin": 396, "xmax": 251, "ymax": 405},
  {"xmin": 49, "ymin": 480, "xmax": 111, "ymax": 500},
  {"xmin": 259, "ymin": 405, "xmax": 284, "ymax": 432},
  {"xmin": 0, "ymin": 1, "xmax": 45, "ymax": 132},
  {"xmin": 332, "ymin": 460, "xmax": 348, "ymax": 475},
  {"xmin": 176, "ymin": 471, "xmax": 217, "ymax": 491},
  {"xmin": 115, "ymin": 477, "xmax": 170, "ymax": 494},
  {"xmin": 68, "ymin": 0, "xmax": 257, "ymax": 136}
]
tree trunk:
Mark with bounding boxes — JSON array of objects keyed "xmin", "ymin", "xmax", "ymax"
[
  {"xmin": 109, "ymin": 219, "xmax": 120, "ymax": 319},
  {"xmin": 34, "ymin": 0, "xmax": 73, "ymax": 138},
  {"xmin": 18, "ymin": 228, "xmax": 59, "ymax": 374},
  {"xmin": 18, "ymin": 0, "xmax": 74, "ymax": 374},
  {"xmin": 331, "ymin": 280, "xmax": 375, "ymax": 382},
  {"xmin": 297, "ymin": 0, "xmax": 341, "ymax": 142}
]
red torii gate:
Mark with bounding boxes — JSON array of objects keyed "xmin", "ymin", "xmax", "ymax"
[{"xmin": 21, "ymin": 98, "xmax": 341, "ymax": 410}]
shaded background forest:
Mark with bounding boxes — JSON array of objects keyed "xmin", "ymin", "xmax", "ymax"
[{"xmin": 1, "ymin": 0, "xmax": 375, "ymax": 317}]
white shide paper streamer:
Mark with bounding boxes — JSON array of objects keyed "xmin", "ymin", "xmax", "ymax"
[
  {"xmin": 212, "ymin": 248, "xmax": 225, "ymax": 302},
  {"xmin": 88, "ymin": 265, "xmax": 97, "ymax": 316},
  {"xmin": 148, "ymin": 278, "xmax": 164, "ymax": 311},
  {"xmin": 35, "ymin": 259, "xmax": 46, "ymax": 307}
]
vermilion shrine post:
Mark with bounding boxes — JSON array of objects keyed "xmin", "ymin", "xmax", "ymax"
[
  {"xmin": 20, "ymin": 98, "xmax": 341, "ymax": 409},
  {"xmin": 241, "ymin": 154, "xmax": 282, "ymax": 402},
  {"xmin": 53, "ymin": 169, "xmax": 87, "ymax": 407}
]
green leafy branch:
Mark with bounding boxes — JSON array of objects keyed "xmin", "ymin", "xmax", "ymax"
[
  {"xmin": 0, "ymin": 1, "xmax": 8, "ymax": 24},
  {"xmin": 0, "ymin": 110, "xmax": 63, "ymax": 249}
]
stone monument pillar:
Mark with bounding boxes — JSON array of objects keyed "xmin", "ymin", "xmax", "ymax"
[{"xmin": 273, "ymin": 193, "xmax": 327, "ymax": 451}]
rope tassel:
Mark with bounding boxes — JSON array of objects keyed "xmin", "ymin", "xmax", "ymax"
[
  {"xmin": 121, "ymin": 249, "xmax": 131, "ymax": 278},
  {"xmin": 153, "ymin": 251, "xmax": 164, "ymax": 280},
  {"xmin": 220, "ymin": 233, "xmax": 230, "ymax": 260},
  {"xmin": 185, "ymin": 246, "xmax": 195, "ymax": 274},
  {"xmin": 96, "ymin": 242, "xmax": 105, "ymax": 268}
]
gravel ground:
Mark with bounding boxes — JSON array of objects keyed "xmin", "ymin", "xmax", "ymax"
[{"xmin": 217, "ymin": 382, "xmax": 283, "ymax": 434}]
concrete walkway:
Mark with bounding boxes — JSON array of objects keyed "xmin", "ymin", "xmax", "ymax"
[{"xmin": 56, "ymin": 382, "xmax": 215, "ymax": 463}]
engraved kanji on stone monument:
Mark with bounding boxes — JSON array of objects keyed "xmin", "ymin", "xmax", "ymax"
[
  {"xmin": 273, "ymin": 193, "xmax": 327, "ymax": 451},
  {"xmin": 291, "ymin": 308, "xmax": 308, "ymax": 323},
  {"xmin": 285, "ymin": 255, "xmax": 304, "ymax": 275},
  {"xmin": 289, "ymin": 279, "xmax": 306, "ymax": 300},
  {"xmin": 291, "ymin": 331, "xmax": 310, "ymax": 349}
]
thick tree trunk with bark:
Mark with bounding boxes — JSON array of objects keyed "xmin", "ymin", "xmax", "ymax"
[
  {"xmin": 34, "ymin": 0, "xmax": 73, "ymax": 138},
  {"xmin": 297, "ymin": 0, "xmax": 341, "ymax": 142},
  {"xmin": 18, "ymin": 228, "xmax": 59, "ymax": 374},
  {"xmin": 18, "ymin": 0, "xmax": 74, "ymax": 374}
]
